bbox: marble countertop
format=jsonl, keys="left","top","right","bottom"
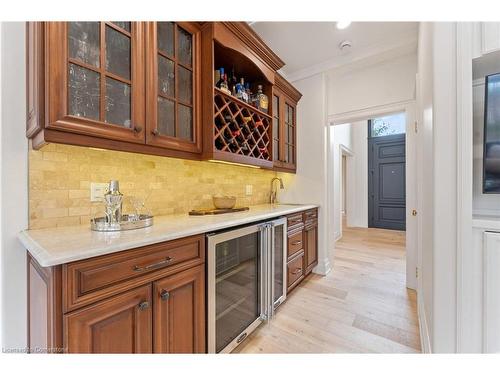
{"left": 18, "top": 203, "right": 318, "bottom": 267}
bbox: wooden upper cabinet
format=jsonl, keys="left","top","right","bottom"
{"left": 64, "top": 285, "right": 153, "bottom": 353}
{"left": 145, "top": 22, "right": 202, "bottom": 153}
{"left": 26, "top": 22, "right": 300, "bottom": 167}
{"left": 46, "top": 22, "right": 146, "bottom": 143}
{"left": 200, "top": 22, "right": 286, "bottom": 169}
{"left": 272, "top": 74, "right": 302, "bottom": 173}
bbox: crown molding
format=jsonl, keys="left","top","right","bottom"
{"left": 221, "top": 22, "right": 285, "bottom": 72}
{"left": 285, "top": 35, "right": 418, "bottom": 83}
{"left": 275, "top": 73, "right": 302, "bottom": 102}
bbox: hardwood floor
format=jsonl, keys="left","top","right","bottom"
{"left": 234, "top": 224, "right": 420, "bottom": 353}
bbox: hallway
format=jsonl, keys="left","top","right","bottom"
{"left": 235, "top": 226, "right": 420, "bottom": 353}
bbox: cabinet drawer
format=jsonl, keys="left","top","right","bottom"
{"left": 288, "top": 230, "right": 304, "bottom": 258}
{"left": 63, "top": 235, "right": 205, "bottom": 312}
{"left": 287, "top": 213, "right": 304, "bottom": 232}
{"left": 287, "top": 252, "right": 304, "bottom": 290}
{"left": 304, "top": 208, "right": 318, "bottom": 222}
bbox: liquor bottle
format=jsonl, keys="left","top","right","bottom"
{"left": 230, "top": 66, "right": 238, "bottom": 95}
{"left": 235, "top": 78, "right": 247, "bottom": 102}
{"left": 245, "top": 82, "right": 252, "bottom": 103}
{"left": 254, "top": 85, "right": 268, "bottom": 113}
{"left": 215, "top": 67, "right": 225, "bottom": 88}
{"left": 220, "top": 74, "right": 231, "bottom": 95}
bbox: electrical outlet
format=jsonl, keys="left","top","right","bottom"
{"left": 90, "top": 182, "right": 108, "bottom": 202}
{"left": 245, "top": 185, "right": 253, "bottom": 196}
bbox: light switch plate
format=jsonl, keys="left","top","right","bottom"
{"left": 90, "top": 182, "right": 108, "bottom": 202}
{"left": 245, "top": 185, "right": 253, "bottom": 196}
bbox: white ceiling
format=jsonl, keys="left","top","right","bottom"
{"left": 251, "top": 22, "right": 418, "bottom": 80}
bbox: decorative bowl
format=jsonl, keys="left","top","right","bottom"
{"left": 212, "top": 195, "right": 237, "bottom": 209}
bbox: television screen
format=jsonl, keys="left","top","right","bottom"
{"left": 484, "top": 73, "right": 500, "bottom": 193}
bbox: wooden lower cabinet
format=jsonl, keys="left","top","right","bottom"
{"left": 64, "top": 285, "right": 153, "bottom": 353}
{"left": 304, "top": 223, "right": 318, "bottom": 274}
{"left": 285, "top": 208, "right": 319, "bottom": 292}
{"left": 153, "top": 265, "right": 205, "bottom": 353}
{"left": 27, "top": 235, "right": 206, "bottom": 354}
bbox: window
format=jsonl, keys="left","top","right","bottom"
{"left": 369, "top": 113, "right": 406, "bottom": 137}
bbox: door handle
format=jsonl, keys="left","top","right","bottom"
{"left": 138, "top": 301, "right": 149, "bottom": 311}
{"left": 412, "top": 209, "right": 417, "bottom": 216}
{"left": 160, "top": 290, "right": 170, "bottom": 301}
{"left": 133, "top": 256, "right": 173, "bottom": 272}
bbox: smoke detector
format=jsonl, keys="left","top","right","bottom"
{"left": 339, "top": 40, "right": 352, "bottom": 51}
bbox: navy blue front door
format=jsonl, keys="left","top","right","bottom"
{"left": 368, "top": 133, "right": 406, "bottom": 231}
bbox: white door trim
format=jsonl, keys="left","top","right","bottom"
{"left": 327, "top": 99, "right": 418, "bottom": 290}
{"left": 455, "top": 22, "right": 474, "bottom": 353}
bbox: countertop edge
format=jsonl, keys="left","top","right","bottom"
{"left": 19, "top": 204, "right": 319, "bottom": 267}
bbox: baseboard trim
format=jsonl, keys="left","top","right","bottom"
{"left": 417, "top": 292, "right": 432, "bottom": 353}
{"left": 313, "top": 257, "right": 331, "bottom": 276}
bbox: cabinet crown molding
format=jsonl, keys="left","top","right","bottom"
{"left": 221, "top": 22, "right": 285, "bottom": 72}
{"left": 275, "top": 73, "right": 302, "bottom": 102}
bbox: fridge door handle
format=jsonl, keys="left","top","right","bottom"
{"left": 259, "top": 223, "right": 269, "bottom": 321}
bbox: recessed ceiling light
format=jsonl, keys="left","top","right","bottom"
{"left": 336, "top": 21, "right": 352, "bottom": 30}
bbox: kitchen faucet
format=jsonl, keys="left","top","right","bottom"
{"left": 270, "top": 177, "right": 284, "bottom": 204}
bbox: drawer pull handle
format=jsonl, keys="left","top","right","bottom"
{"left": 133, "top": 256, "right": 173, "bottom": 272}
{"left": 291, "top": 241, "right": 302, "bottom": 246}
{"left": 138, "top": 301, "right": 149, "bottom": 311}
{"left": 160, "top": 290, "right": 170, "bottom": 301}
{"left": 291, "top": 268, "right": 302, "bottom": 275}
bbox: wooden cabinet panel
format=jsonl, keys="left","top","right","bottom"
{"left": 27, "top": 255, "right": 63, "bottom": 353}
{"left": 287, "top": 213, "right": 304, "bottom": 231}
{"left": 153, "top": 265, "right": 205, "bottom": 353}
{"left": 64, "top": 285, "right": 152, "bottom": 353}
{"left": 145, "top": 22, "right": 202, "bottom": 153}
{"left": 304, "top": 224, "right": 318, "bottom": 274}
{"left": 63, "top": 235, "right": 204, "bottom": 312}
{"left": 287, "top": 230, "right": 304, "bottom": 259}
{"left": 287, "top": 251, "right": 305, "bottom": 292}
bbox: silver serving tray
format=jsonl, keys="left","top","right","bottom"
{"left": 91, "top": 214, "right": 154, "bottom": 232}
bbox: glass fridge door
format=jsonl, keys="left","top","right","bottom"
{"left": 208, "top": 224, "right": 264, "bottom": 353}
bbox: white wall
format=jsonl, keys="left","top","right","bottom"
{"left": 0, "top": 22, "right": 28, "bottom": 350}
{"left": 278, "top": 73, "right": 330, "bottom": 274}
{"left": 331, "top": 123, "right": 352, "bottom": 241}
{"left": 347, "top": 122, "right": 368, "bottom": 229}
{"left": 327, "top": 52, "right": 417, "bottom": 117}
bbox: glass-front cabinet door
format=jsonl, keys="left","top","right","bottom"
{"left": 46, "top": 22, "right": 145, "bottom": 143}
{"left": 283, "top": 100, "right": 296, "bottom": 168}
{"left": 272, "top": 88, "right": 297, "bottom": 171}
{"left": 145, "top": 22, "right": 201, "bottom": 154}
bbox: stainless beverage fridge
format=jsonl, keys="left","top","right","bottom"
{"left": 207, "top": 217, "right": 287, "bottom": 353}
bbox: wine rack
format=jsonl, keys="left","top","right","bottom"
{"left": 213, "top": 87, "right": 272, "bottom": 162}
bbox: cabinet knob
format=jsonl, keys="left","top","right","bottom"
{"left": 138, "top": 301, "right": 149, "bottom": 310}
{"left": 160, "top": 290, "right": 170, "bottom": 301}
{"left": 133, "top": 125, "right": 143, "bottom": 133}
{"left": 152, "top": 129, "right": 159, "bottom": 136}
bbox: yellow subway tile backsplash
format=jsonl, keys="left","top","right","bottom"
{"left": 29, "top": 144, "right": 276, "bottom": 229}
